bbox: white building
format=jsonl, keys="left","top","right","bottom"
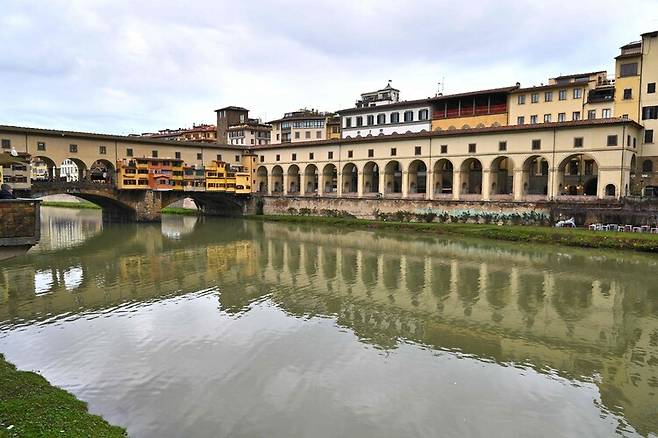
{"left": 60, "top": 159, "right": 79, "bottom": 182}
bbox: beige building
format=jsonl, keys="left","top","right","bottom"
{"left": 269, "top": 109, "right": 336, "bottom": 144}
{"left": 227, "top": 121, "right": 272, "bottom": 146}
{"left": 139, "top": 124, "right": 218, "bottom": 143}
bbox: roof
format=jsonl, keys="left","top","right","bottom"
{"left": 551, "top": 71, "right": 606, "bottom": 81}
{"left": 268, "top": 112, "right": 333, "bottom": 124}
{"left": 0, "top": 152, "right": 28, "bottom": 165}
{"left": 0, "top": 125, "right": 246, "bottom": 150}
{"left": 641, "top": 30, "right": 658, "bottom": 37}
{"left": 252, "top": 118, "right": 642, "bottom": 150}
{"left": 615, "top": 52, "right": 642, "bottom": 60}
{"left": 361, "top": 83, "right": 400, "bottom": 95}
{"left": 514, "top": 82, "right": 585, "bottom": 92}
{"left": 214, "top": 106, "right": 249, "bottom": 113}
{"left": 227, "top": 122, "right": 272, "bottom": 130}
{"left": 429, "top": 85, "right": 520, "bottom": 102}
{"left": 620, "top": 41, "right": 641, "bottom": 49}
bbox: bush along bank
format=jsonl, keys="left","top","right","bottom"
{"left": 0, "top": 354, "right": 126, "bottom": 437}
{"left": 248, "top": 210, "right": 658, "bottom": 253}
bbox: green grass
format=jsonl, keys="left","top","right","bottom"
{"left": 161, "top": 207, "right": 200, "bottom": 215}
{"left": 0, "top": 354, "right": 126, "bottom": 437}
{"left": 40, "top": 201, "right": 101, "bottom": 210}
{"left": 247, "top": 214, "right": 658, "bottom": 253}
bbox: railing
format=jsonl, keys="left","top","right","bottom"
{"left": 432, "top": 104, "right": 507, "bottom": 120}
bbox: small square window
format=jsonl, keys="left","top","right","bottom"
{"left": 517, "top": 95, "right": 526, "bottom": 105}
{"left": 368, "top": 149, "right": 374, "bottom": 157}
{"left": 347, "top": 150, "right": 353, "bottom": 158}
{"left": 390, "top": 148, "right": 397, "bottom": 156}
{"left": 531, "top": 93, "right": 539, "bottom": 103}
{"left": 309, "top": 152, "right": 314, "bottom": 160}
{"left": 588, "top": 110, "right": 596, "bottom": 120}
{"left": 468, "top": 143, "right": 476, "bottom": 153}
{"left": 217, "top": 154, "right": 222, "bottom": 161}
{"left": 544, "top": 91, "right": 553, "bottom": 102}
{"left": 197, "top": 153, "right": 203, "bottom": 160}
{"left": 574, "top": 137, "right": 584, "bottom": 148}
{"left": 531, "top": 139, "right": 541, "bottom": 150}
{"left": 645, "top": 130, "right": 654, "bottom": 143}
{"left": 648, "top": 83, "right": 656, "bottom": 94}
{"left": 100, "top": 146, "right": 107, "bottom": 155}
{"left": 498, "top": 141, "right": 507, "bottom": 151}
{"left": 572, "top": 111, "right": 581, "bottom": 121}
{"left": 328, "top": 151, "right": 334, "bottom": 159}
{"left": 305, "top": 131, "right": 311, "bottom": 139}
{"left": 557, "top": 113, "right": 566, "bottom": 122}
{"left": 414, "top": 146, "right": 421, "bottom": 155}
{"left": 530, "top": 115, "right": 538, "bottom": 124}
{"left": 607, "top": 135, "right": 618, "bottom": 146}
{"left": 517, "top": 116, "right": 525, "bottom": 125}
{"left": 276, "top": 154, "right": 280, "bottom": 161}
{"left": 292, "top": 153, "right": 297, "bottom": 161}
{"left": 175, "top": 151, "right": 181, "bottom": 159}
{"left": 37, "top": 142, "right": 46, "bottom": 151}
{"left": 316, "top": 131, "right": 321, "bottom": 139}
{"left": 152, "top": 150, "right": 158, "bottom": 158}
{"left": 127, "top": 148, "right": 133, "bottom": 157}
{"left": 70, "top": 144, "right": 78, "bottom": 153}
{"left": 295, "top": 132, "right": 300, "bottom": 139}
{"left": 1, "top": 139, "right": 10, "bottom": 149}
{"left": 559, "top": 90, "right": 567, "bottom": 100}
{"left": 440, "top": 144, "right": 447, "bottom": 154}
{"left": 544, "top": 114, "right": 552, "bottom": 123}
{"left": 573, "top": 88, "right": 582, "bottom": 99}
{"left": 623, "top": 88, "right": 633, "bottom": 99}
{"left": 260, "top": 155, "right": 264, "bottom": 162}
{"left": 235, "top": 155, "right": 240, "bottom": 162}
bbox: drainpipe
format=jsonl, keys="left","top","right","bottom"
{"left": 25, "top": 133, "right": 28, "bottom": 153}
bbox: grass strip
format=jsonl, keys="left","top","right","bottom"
{"left": 161, "top": 207, "right": 200, "bottom": 215}
{"left": 40, "top": 201, "right": 101, "bottom": 210}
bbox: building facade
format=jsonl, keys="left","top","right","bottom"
{"left": 269, "top": 109, "right": 335, "bottom": 144}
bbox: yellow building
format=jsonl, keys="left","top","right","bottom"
{"left": 614, "top": 41, "right": 642, "bottom": 122}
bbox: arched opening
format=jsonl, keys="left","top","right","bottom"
{"left": 256, "top": 166, "right": 268, "bottom": 193}
{"left": 322, "top": 164, "right": 337, "bottom": 194}
{"left": 362, "top": 161, "right": 380, "bottom": 194}
{"left": 605, "top": 184, "right": 616, "bottom": 197}
{"left": 59, "top": 158, "right": 87, "bottom": 182}
{"left": 557, "top": 154, "right": 599, "bottom": 197}
{"left": 304, "top": 164, "right": 318, "bottom": 194}
{"left": 433, "top": 159, "right": 453, "bottom": 196}
{"left": 384, "top": 161, "right": 402, "bottom": 195}
{"left": 271, "top": 165, "right": 283, "bottom": 194}
{"left": 30, "top": 156, "right": 57, "bottom": 181}
{"left": 521, "top": 155, "right": 549, "bottom": 198}
{"left": 342, "top": 163, "right": 358, "bottom": 194}
{"left": 90, "top": 159, "right": 115, "bottom": 184}
{"left": 460, "top": 158, "right": 482, "bottom": 195}
{"left": 408, "top": 160, "right": 427, "bottom": 195}
{"left": 287, "top": 165, "right": 300, "bottom": 194}
{"left": 490, "top": 156, "right": 513, "bottom": 196}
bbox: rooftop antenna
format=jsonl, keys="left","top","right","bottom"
{"left": 437, "top": 76, "right": 445, "bottom": 96}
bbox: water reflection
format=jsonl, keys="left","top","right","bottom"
{"left": 0, "top": 212, "right": 657, "bottom": 437}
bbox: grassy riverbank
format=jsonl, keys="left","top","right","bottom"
{"left": 247, "top": 215, "right": 658, "bottom": 253}
{"left": 161, "top": 207, "right": 200, "bottom": 215}
{"left": 0, "top": 354, "right": 126, "bottom": 437}
{"left": 40, "top": 201, "right": 101, "bottom": 209}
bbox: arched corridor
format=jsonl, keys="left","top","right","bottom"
{"left": 490, "top": 157, "right": 513, "bottom": 197}
{"left": 363, "top": 161, "right": 380, "bottom": 195}
{"left": 271, "top": 166, "right": 283, "bottom": 194}
{"left": 460, "top": 158, "right": 482, "bottom": 196}
{"left": 256, "top": 167, "right": 268, "bottom": 193}
{"left": 304, "top": 164, "right": 318, "bottom": 194}
{"left": 342, "top": 163, "right": 358, "bottom": 194}
{"left": 408, "top": 160, "right": 428, "bottom": 195}
{"left": 322, "top": 164, "right": 337, "bottom": 194}
{"left": 521, "top": 156, "right": 549, "bottom": 199}
{"left": 287, "top": 165, "right": 300, "bottom": 194}
{"left": 433, "top": 159, "right": 453, "bottom": 196}
{"left": 557, "top": 154, "right": 599, "bottom": 197}
{"left": 384, "top": 161, "right": 402, "bottom": 195}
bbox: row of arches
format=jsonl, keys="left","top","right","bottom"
{"left": 29, "top": 156, "right": 116, "bottom": 183}
{"left": 256, "top": 154, "right": 609, "bottom": 199}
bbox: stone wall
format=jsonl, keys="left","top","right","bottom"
{"left": 0, "top": 200, "right": 41, "bottom": 246}
{"left": 253, "top": 195, "right": 658, "bottom": 226}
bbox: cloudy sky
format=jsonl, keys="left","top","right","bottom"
{"left": 1, "top": 0, "right": 657, "bottom": 135}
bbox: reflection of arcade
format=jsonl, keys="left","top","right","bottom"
{"left": 0, "top": 221, "right": 656, "bottom": 435}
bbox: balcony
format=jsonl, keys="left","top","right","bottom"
{"left": 433, "top": 103, "right": 507, "bottom": 120}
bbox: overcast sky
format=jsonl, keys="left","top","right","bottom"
{"left": 1, "top": 0, "right": 657, "bottom": 135}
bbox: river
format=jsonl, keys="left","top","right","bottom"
{"left": 0, "top": 207, "right": 657, "bottom": 437}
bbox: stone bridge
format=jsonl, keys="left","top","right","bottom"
{"left": 25, "top": 181, "right": 250, "bottom": 222}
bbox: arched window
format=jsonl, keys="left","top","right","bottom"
{"left": 605, "top": 184, "right": 616, "bottom": 197}
{"left": 377, "top": 113, "right": 386, "bottom": 124}
{"left": 642, "top": 159, "right": 653, "bottom": 173}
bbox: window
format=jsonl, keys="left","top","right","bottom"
{"left": 309, "top": 152, "right": 314, "bottom": 160}
{"left": 623, "top": 88, "right": 633, "bottom": 100}
{"left": 175, "top": 151, "right": 181, "bottom": 159}
{"left": 151, "top": 150, "right": 157, "bottom": 158}
{"left": 1, "top": 139, "right": 9, "bottom": 149}
{"left": 627, "top": 135, "right": 631, "bottom": 147}
{"left": 642, "top": 106, "right": 658, "bottom": 120}
{"left": 328, "top": 151, "right": 334, "bottom": 159}
{"left": 292, "top": 153, "right": 297, "bottom": 161}
{"left": 531, "top": 93, "right": 539, "bottom": 103}
{"left": 620, "top": 62, "right": 638, "bottom": 77}
{"left": 404, "top": 111, "right": 414, "bottom": 122}
{"left": 347, "top": 150, "right": 353, "bottom": 158}
{"left": 377, "top": 114, "right": 386, "bottom": 124}
{"left": 70, "top": 144, "right": 78, "bottom": 153}
{"left": 217, "top": 154, "right": 222, "bottom": 161}
{"left": 645, "top": 130, "right": 654, "bottom": 143}
{"left": 391, "top": 147, "right": 397, "bottom": 156}
{"left": 305, "top": 131, "right": 311, "bottom": 139}
{"left": 498, "top": 141, "right": 507, "bottom": 151}
{"left": 530, "top": 115, "right": 538, "bottom": 124}
{"left": 276, "top": 134, "right": 280, "bottom": 141}
{"left": 367, "top": 115, "right": 374, "bottom": 126}
{"left": 276, "top": 154, "right": 280, "bottom": 161}
{"left": 295, "top": 132, "right": 300, "bottom": 139}
{"left": 559, "top": 90, "right": 567, "bottom": 100}
{"left": 642, "top": 160, "right": 653, "bottom": 173}
{"left": 544, "top": 114, "right": 552, "bottom": 123}
{"left": 367, "top": 149, "right": 374, "bottom": 157}
{"left": 607, "top": 135, "right": 618, "bottom": 146}
{"left": 574, "top": 137, "right": 584, "bottom": 148}
{"left": 418, "top": 109, "right": 429, "bottom": 120}
{"left": 127, "top": 148, "right": 133, "bottom": 157}
{"left": 260, "top": 155, "right": 264, "bottom": 163}
{"left": 531, "top": 139, "right": 541, "bottom": 150}
{"left": 414, "top": 146, "right": 422, "bottom": 155}
{"left": 390, "top": 112, "right": 400, "bottom": 123}
{"left": 197, "top": 153, "right": 203, "bottom": 160}
{"left": 468, "top": 143, "right": 476, "bottom": 153}
{"left": 648, "top": 83, "right": 656, "bottom": 94}
{"left": 517, "top": 116, "right": 525, "bottom": 125}
{"left": 572, "top": 111, "right": 581, "bottom": 121}
{"left": 37, "top": 142, "right": 46, "bottom": 151}
{"left": 557, "top": 112, "right": 566, "bottom": 122}
{"left": 316, "top": 131, "right": 322, "bottom": 139}
{"left": 356, "top": 116, "right": 363, "bottom": 127}
{"left": 544, "top": 91, "right": 553, "bottom": 102}
{"left": 517, "top": 95, "right": 526, "bottom": 105}
{"left": 633, "top": 137, "right": 637, "bottom": 148}
{"left": 602, "top": 108, "right": 611, "bottom": 118}
{"left": 345, "top": 117, "right": 352, "bottom": 128}
{"left": 440, "top": 144, "right": 448, "bottom": 154}
{"left": 573, "top": 88, "right": 582, "bottom": 99}
{"left": 587, "top": 110, "right": 596, "bottom": 120}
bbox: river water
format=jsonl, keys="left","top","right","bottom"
{"left": 0, "top": 207, "right": 657, "bottom": 437}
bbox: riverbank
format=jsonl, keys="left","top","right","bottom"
{"left": 40, "top": 201, "right": 100, "bottom": 209}
{"left": 0, "top": 354, "right": 125, "bottom": 437}
{"left": 161, "top": 207, "right": 200, "bottom": 215}
{"left": 247, "top": 215, "right": 658, "bottom": 252}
